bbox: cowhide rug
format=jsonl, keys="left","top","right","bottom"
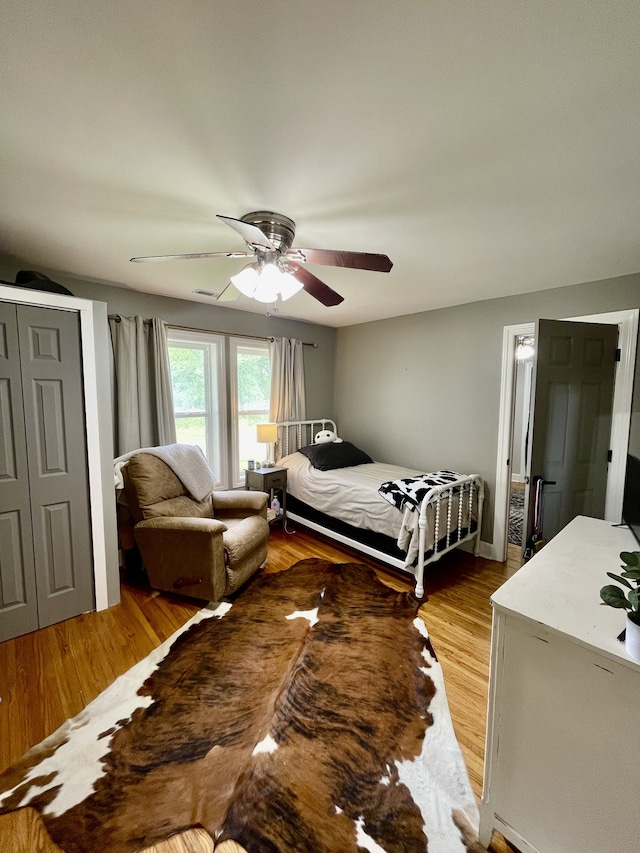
{"left": 0, "top": 559, "right": 485, "bottom": 853}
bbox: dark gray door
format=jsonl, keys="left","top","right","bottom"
{"left": 17, "top": 304, "right": 94, "bottom": 630}
{"left": 0, "top": 303, "right": 39, "bottom": 640}
{"left": 524, "top": 319, "right": 618, "bottom": 553}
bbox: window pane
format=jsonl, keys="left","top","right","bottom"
{"left": 168, "top": 346, "right": 206, "bottom": 412}
{"left": 237, "top": 349, "right": 271, "bottom": 412}
{"left": 174, "top": 417, "right": 207, "bottom": 455}
{"left": 236, "top": 345, "right": 271, "bottom": 480}
{"left": 167, "top": 330, "right": 227, "bottom": 487}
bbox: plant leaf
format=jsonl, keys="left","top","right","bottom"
{"left": 606, "top": 572, "right": 633, "bottom": 589}
{"left": 621, "top": 568, "right": 640, "bottom": 581}
{"left": 629, "top": 589, "right": 640, "bottom": 610}
{"left": 600, "top": 585, "right": 631, "bottom": 609}
{"left": 620, "top": 551, "right": 640, "bottom": 567}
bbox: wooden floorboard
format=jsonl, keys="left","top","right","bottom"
{"left": 0, "top": 525, "right": 518, "bottom": 852}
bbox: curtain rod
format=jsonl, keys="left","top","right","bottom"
{"left": 108, "top": 316, "right": 317, "bottom": 347}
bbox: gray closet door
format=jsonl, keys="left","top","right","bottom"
{"left": 0, "top": 303, "right": 39, "bottom": 641}
{"left": 17, "top": 304, "right": 94, "bottom": 630}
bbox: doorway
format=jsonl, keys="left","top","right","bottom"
{"left": 492, "top": 308, "right": 639, "bottom": 564}
{"left": 506, "top": 335, "right": 534, "bottom": 567}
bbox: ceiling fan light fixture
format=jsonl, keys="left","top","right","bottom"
{"left": 230, "top": 262, "right": 302, "bottom": 303}
{"left": 230, "top": 265, "right": 259, "bottom": 297}
{"left": 278, "top": 271, "right": 303, "bottom": 301}
{"left": 253, "top": 264, "right": 281, "bottom": 303}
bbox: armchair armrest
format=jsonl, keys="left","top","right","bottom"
{"left": 212, "top": 490, "right": 268, "bottom": 519}
{"left": 135, "top": 516, "right": 228, "bottom": 534}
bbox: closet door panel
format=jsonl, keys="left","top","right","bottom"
{"left": 0, "top": 302, "right": 38, "bottom": 642}
{"left": 17, "top": 305, "right": 94, "bottom": 629}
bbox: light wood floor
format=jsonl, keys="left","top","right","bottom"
{"left": 0, "top": 526, "right": 518, "bottom": 852}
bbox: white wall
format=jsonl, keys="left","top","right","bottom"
{"left": 511, "top": 358, "right": 533, "bottom": 481}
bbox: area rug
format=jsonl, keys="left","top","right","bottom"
{"left": 508, "top": 487, "right": 525, "bottom": 545}
{"left": 0, "top": 559, "right": 484, "bottom": 853}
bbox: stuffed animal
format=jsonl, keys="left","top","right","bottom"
{"left": 314, "top": 429, "right": 343, "bottom": 444}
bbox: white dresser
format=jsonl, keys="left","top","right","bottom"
{"left": 479, "top": 515, "right": 640, "bottom": 853}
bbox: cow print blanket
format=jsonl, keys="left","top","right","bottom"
{"left": 0, "top": 560, "right": 484, "bottom": 853}
{"left": 378, "top": 470, "right": 464, "bottom": 512}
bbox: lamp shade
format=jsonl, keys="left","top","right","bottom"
{"left": 256, "top": 422, "right": 278, "bottom": 443}
{"left": 231, "top": 266, "right": 259, "bottom": 297}
{"left": 230, "top": 263, "right": 303, "bottom": 304}
{"left": 278, "top": 270, "right": 303, "bottom": 301}
{"left": 252, "top": 264, "right": 281, "bottom": 303}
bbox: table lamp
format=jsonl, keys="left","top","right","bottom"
{"left": 256, "top": 422, "right": 278, "bottom": 467}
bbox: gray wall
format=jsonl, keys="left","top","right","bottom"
{"left": 334, "top": 272, "right": 640, "bottom": 543}
{"left": 3, "top": 254, "right": 638, "bottom": 550}
{"left": 0, "top": 258, "right": 338, "bottom": 420}
{"left": 71, "top": 280, "right": 337, "bottom": 420}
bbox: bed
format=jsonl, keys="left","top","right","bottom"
{"left": 276, "top": 419, "right": 484, "bottom": 597}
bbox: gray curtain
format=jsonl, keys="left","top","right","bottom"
{"left": 269, "top": 337, "right": 306, "bottom": 428}
{"left": 109, "top": 315, "right": 176, "bottom": 456}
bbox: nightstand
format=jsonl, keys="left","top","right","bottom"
{"left": 244, "top": 466, "right": 287, "bottom": 526}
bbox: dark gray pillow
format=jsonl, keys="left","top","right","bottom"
{"left": 298, "top": 441, "right": 373, "bottom": 470}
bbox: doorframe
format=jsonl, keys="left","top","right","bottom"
{"left": 0, "top": 284, "right": 114, "bottom": 611}
{"left": 492, "top": 308, "right": 639, "bottom": 563}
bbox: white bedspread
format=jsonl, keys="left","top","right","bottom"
{"left": 279, "top": 453, "right": 426, "bottom": 564}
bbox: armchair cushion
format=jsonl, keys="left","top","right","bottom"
{"left": 223, "top": 516, "right": 270, "bottom": 563}
{"left": 143, "top": 494, "right": 213, "bottom": 520}
{"left": 127, "top": 453, "right": 187, "bottom": 509}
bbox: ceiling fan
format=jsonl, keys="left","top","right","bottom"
{"left": 130, "top": 211, "right": 393, "bottom": 307}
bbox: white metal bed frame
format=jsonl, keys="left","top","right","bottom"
{"left": 276, "top": 419, "right": 485, "bottom": 597}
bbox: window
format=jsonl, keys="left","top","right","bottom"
{"left": 167, "top": 329, "right": 271, "bottom": 489}
{"left": 230, "top": 340, "right": 271, "bottom": 485}
{"left": 167, "top": 330, "right": 227, "bottom": 486}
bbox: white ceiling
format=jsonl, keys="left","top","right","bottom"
{"left": 1, "top": 1, "right": 639, "bottom": 328}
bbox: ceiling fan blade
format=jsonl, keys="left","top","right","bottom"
{"left": 130, "top": 251, "right": 251, "bottom": 263}
{"left": 287, "top": 262, "right": 344, "bottom": 307}
{"left": 285, "top": 248, "right": 393, "bottom": 273}
{"left": 216, "top": 215, "right": 277, "bottom": 251}
{"left": 216, "top": 282, "right": 242, "bottom": 302}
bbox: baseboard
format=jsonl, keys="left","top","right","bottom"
{"left": 479, "top": 539, "right": 500, "bottom": 561}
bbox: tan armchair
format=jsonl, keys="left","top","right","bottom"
{"left": 121, "top": 452, "right": 269, "bottom": 600}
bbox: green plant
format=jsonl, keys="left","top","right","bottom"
{"left": 600, "top": 551, "right": 640, "bottom": 626}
